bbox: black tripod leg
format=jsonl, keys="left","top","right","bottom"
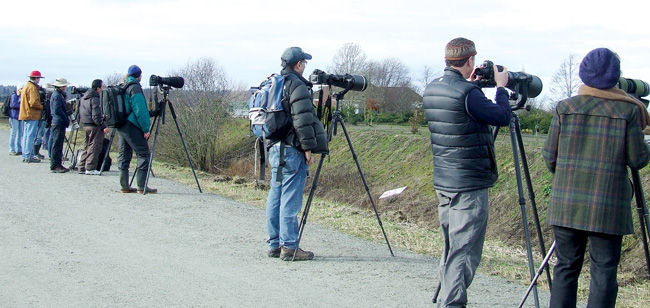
{"left": 514, "top": 120, "right": 552, "bottom": 289}
{"left": 509, "top": 118, "right": 540, "bottom": 308}
{"left": 293, "top": 152, "right": 327, "bottom": 261}
{"left": 632, "top": 169, "right": 650, "bottom": 276}
{"left": 167, "top": 102, "right": 202, "bottom": 193}
{"left": 432, "top": 282, "right": 441, "bottom": 303}
{"left": 142, "top": 113, "right": 163, "bottom": 195}
{"left": 336, "top": 115, "right": 394, "bottom": 257}
{"left": 518, "top": 241, "right": 556, "bottom": 308}
{"left": 99, "top": 130, "right": 115, "bottom": 176}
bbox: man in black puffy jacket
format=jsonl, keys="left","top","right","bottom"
{"left": 266, "top": 47, "right": 328, "bottom": 261}
{"left": 49, "top": 77, "right": 72, "bottom": 173}
{"left": 78, "top": 79, "right": 110, "bottom": 175}
{"left": 423, "top": 38, "right": 511, "bottom": 307}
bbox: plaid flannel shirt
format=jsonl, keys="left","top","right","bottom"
{"left": 543, "top": 95, "right": 650, "bottom": 235}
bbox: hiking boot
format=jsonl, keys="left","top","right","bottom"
{"left": 268, "top": 247, "right": 281, "bottom": 258}
{"left": 51, "top": 165, "right": 69, "bottom": 173}
{"left": 120, "top": 187, "right": 138, "bottom": 193}
{"left": 24, "top": 157, "right": 41, "bottom": 163}
{"left": 78, "top": 168, "right": 86, "bottom": 174}
{"left": 138, "top": 187, "right": 158, "bottom": 194}
{"left": 85, "top": 170, "right": 101, "bottom": 175}
{"left": 36, "top": 154, "right": 45, "bottom": 160}
{"left": 15, "top": 152, "right": 22, "bottom": 156}
{"left": 280, "top": 247, "right": 314, "bottom": 261}
{"left": 9, "top": 152, "right": 16, "bottom": 156}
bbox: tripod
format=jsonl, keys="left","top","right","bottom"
{"left": 293, "top": 85, "right": 394, "bottom": 261}
{"left": 142, "top": 86, "right": 202, "bottom": 195}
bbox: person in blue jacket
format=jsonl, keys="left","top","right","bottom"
{"left": 116, "top": 65, "right": 157, "bottom": 194}
{"left": 49, "top": 77, "right": 71, "bottom": 173}
{"left": 8, "top": 84, "right": 23, "bottom": 156}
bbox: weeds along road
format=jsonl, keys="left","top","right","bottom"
{"left": 0, "top": 129, "right": 555, "bottom": 307}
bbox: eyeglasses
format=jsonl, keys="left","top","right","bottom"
{"left": 302, "top": 60, "right": 308, "bottom": 66}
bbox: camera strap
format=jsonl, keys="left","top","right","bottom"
{"left": 275, "top": 140, "right": 286, "bottom": 185}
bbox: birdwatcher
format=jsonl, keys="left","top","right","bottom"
{"left": 19, "top": 71, "right": 45, "bottom": 163}
{"left": 543, "top": 47, "right": 650, "bottom": 308}
{"left": 265, "top": 47, "right": 328, "bottom": 261}
{"left": 78, "top": 79, "right": 110, "bottom": 175}
{"left": 49, "top": 77, "right": 72, "bottom": 173}
{"left": 8, "top": 83, "right": 24, "bottom": 156}
{"left": 422, "top": 37, "right": 512, "bottom": 307}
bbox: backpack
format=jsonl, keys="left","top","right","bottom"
{"left": 1, "top": 96, "right": 9, "bottom": 117}
{"left": 248, "top": 73, "right": 293, "bottom": 185}
{"left": 101, "top": 84, "right": 131, "bottom": 128}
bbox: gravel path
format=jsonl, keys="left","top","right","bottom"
{"left": 0, "top": 129, "right": 553, "bottom": 307}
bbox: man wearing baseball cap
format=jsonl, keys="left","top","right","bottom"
{"left": 265, "top": 47, "right": 328, "bottom": 261}
{"left": 19, "top": 71, "right": 45, "bottom": 163}
{"left": 423, "top": 38, "right": 512, "bottom": 307}
{"left": 543, "top": 48, "right": 650, "bottom": 307}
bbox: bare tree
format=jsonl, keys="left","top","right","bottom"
{"left": 549, "top": 54, "right": 582, "bottom": 104}
{"left": 104, "top": 72, "right": 125, "bottom": 86}
{"left": 417, "top": 65, "right": 439, "bottom": 94}
{"left": 328, "top": 42, "right": 368, "bottom": 75}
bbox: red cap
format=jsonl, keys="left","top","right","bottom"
{"left": 28, "top": 71, "right": 44, "bottom": 78}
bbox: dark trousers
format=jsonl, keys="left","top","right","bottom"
{"left": 79, "top": 125, "right": 105, "bottom": 171}
{"left": 50, "top": 124, "right": 66, "bottom": 169}
{"left": 550, "top": 225, "right": 622, "bottom": 308}
{"left": 117, "top": 122, "right": 150, "bottom": 188}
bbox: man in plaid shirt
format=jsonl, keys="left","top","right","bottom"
{"left": 543, "top": 48, "right": 650, "bottom": 308}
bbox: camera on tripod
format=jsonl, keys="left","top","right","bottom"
{"left": 474, "top": 60, "right": 543, "bottom": 109}
{"left": 70, "top": 86, "right": 89, "bottom": 95}
{"left": 309, "top": 69, "right": 368, "bottom": 92}
{"left": 618, "top": 77, "right": 649, "bottom": 101}
{"left": 149, "top": 74, "right": 185, "bottom": 89}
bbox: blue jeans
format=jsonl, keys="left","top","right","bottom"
{"left": 266, "top": 145, "right": 308, "bottom": 250}
{"left": 550, "top": 226, "right": 622, "bottom": 308}
{"left": 22, "top": 120, "right": 39, "bottom": 160}
{"left": 9, "top": 118, "right": 23, "bottom": 153}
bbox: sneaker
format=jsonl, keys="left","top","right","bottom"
{"left": 120, "top": 187, "right": 138, "bottom": 193}
{"left": 85, "top": 170, "right": 101, "bottom": 175}
{"left": 24, "top": 157, "right": 41, "bottom": 163}
{"left": 280, "top": 247, "right": 314, "bottom": 261}
{"left": 78, "top": 169, "right": 86, "bottom": 174}
{"left": 9, "top": 152, "right": 16, "bottom": 156}
{"left": 137, "top": 187, "right": 158, "bottom": 194}
{"left": 268, "top": 247, "right": 281, "bottom": 258}
{"left": 51, "top": 166, "right": 69, "bottom": 173}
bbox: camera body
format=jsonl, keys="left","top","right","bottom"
{"left": 70, "top": 86, "right": 89, "bottom": 95}
{"left": 149, "top": 74, "right": 185, "bottom": 89}
{"left": 309, "top": 69, "right": 368, "bottom": 92}
{"left": 474, "top": 60, "right": 543, "bottom": 99}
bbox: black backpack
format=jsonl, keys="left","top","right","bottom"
{"left": 101, "top": 84, "right": 132, "bottom": 128}
{"left": 1, "top": 96, "right": 10, "bottom": 117}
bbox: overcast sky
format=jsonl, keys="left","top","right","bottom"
{"left": 2, "top": 0, "right": 648, "bottom": 102}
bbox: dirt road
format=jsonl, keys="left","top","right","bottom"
{"left": 0, "top": 129, "right": 554, "bottom": 307}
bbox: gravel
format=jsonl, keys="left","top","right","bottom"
{"left": 0, "top": 129, "right": 557, "bottom": 307}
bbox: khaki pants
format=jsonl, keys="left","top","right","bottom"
{"left": 436, "top": 188, "right": 489, "bottom": 308}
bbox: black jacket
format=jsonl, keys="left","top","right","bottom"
{"left": 79, "top": 89, "right": 105, "bottom": 129}
{"left": 422, "top": 67, "right": 498, "bottom": 192}
{"left": 280, "top": 68, "right": 328, "bottom": 154}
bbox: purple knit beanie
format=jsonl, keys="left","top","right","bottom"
{"left": 579, "top": 48, "right": 620, "bottom": 89}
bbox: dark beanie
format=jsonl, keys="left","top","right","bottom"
{"left": 579, "top": 48, "right": 620, "bottom": 89}
{"left": 128, "top": 65, "right": 142, "bottom": 78}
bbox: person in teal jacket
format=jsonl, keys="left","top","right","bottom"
{"left": 116, "top": 65, "right": 157, "bottom": 194}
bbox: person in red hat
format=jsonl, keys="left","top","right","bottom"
{"left": 19, "top": 71, "right": 45, "bottom": 162}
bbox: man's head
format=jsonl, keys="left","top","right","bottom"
{"left": 281, "top": 47, "right": 312, "bottom": 75}
{"left": 445, "top": 38, "right": 477, "bottom": 78}
{"left": 28, "top": 70, "right": 44, "bottom": 84}
{"left": 52, "top": 77, "right": 71, "bottom": 91}
{"left": 579, "top": 48, "right": 621, "bottom": 89}
{"left": 92, "top": 79, "right": 104, "bottom": 93}
{"left": 127, "top": 65, "right": 142, "bottom": 80}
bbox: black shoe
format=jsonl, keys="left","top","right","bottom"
{"left": 51, "top": 166, "right": 69, "bottom": 173}
{"left": 268, "top": 247, "right": 281, "bottom": 258}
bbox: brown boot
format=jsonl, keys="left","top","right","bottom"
{"left": 120, "top": 187, "right": 138, "bottom": 193}
{"left": 138, "top": 187, "right": 158, "bottom": 194}
{"left": 280, "top": 247, "right": 314, "bottom": 261}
